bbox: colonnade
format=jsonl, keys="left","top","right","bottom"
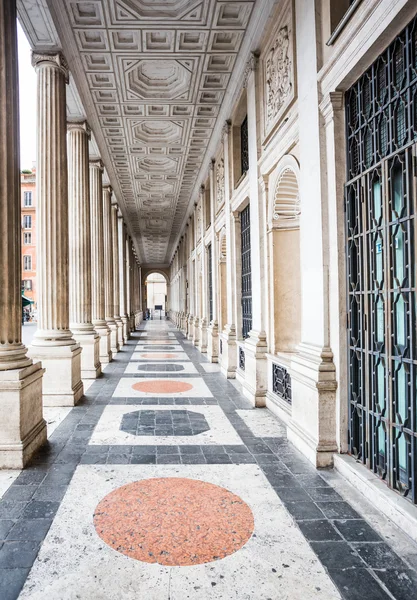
{"left": 0, "top": 7, "right": 142, "bottom": 468}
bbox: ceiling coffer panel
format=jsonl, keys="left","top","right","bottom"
{"left": 50, "top": 0, "right": 257, "bottom": 263}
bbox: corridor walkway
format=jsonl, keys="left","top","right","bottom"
{"left": 1, "top": 322, "right": 417, "bottom": 599}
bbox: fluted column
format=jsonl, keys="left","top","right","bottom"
{"left": 0, "top": 0, "right": 45, "bottom": 467}
{"left": 207, "top": 160, "right": 219, "bottom": 362}
{"left": 111, "top": 202, "right": 123, "bottom": 344}
{"left": 129, "top": 240, "right": 135, "bottom": 331}
{"left": 126, "top": 236, "right": 132, "bottom": 331}
{"left": 29, "top": 51, "right": 83, "bottom": 406}
{"left": 90, "top": 159, "right": 112, "bottom": 364}
{"left": 103, "top": 185, "right": 119, "bottom": 353}
{"left": 67, "top": 121, "right": 100, "bottom": 379}
{"left": 118, "top": 215, "right": 129, "bottom": 340}
{"left": 198, "top": 186, "right": 208, "bottom": 352}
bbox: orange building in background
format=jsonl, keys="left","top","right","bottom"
{"left": 21, "top": 165, "right": 37, "bottom": 318}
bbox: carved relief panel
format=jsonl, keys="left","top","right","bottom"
{"left": 216, "top": 155, "right": 225, "bottom": 210}
{"left": 263, "top": 0, "right": 295, "bottom": 138}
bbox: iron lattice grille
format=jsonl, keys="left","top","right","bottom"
{"left": 272, "top": 364, "right": 292, "bottom": 404}
{"left": 241, "top": 204, "right": 252, "bottom": 339}
{"left": 345, "top": 15, "right": 417, "bottom": 504}
{"left": 239, "top": 346, "right": 245, "bottom": 371}
{"left": 241, "top": 116, "right": 249, "bottom": 175}
{"left": 207, "top": 243, "right": 213, "bottom": 323}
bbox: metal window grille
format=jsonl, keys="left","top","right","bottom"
{"left": 345, "top": 14, "right": 417, "bottom": 503}
{"left": 272, "top": 364, "right": 292, "bottom": 404}
{"left": 240, "top": 204, "right": 252, "bottom": 338}
{"left": 207, "top": 244, "right": 213, "bottom": 323}
{"left": 239, "top": 346, "right": 245, "bottom": 371}
{"left": 241, "top": 116, "right": 249, "bottom": 175}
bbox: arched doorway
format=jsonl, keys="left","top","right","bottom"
{"left": 144, "top": 272, "right": 167, "bottom": 319}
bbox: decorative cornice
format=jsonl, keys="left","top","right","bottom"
{"left": 31, "top": 52, "right": 69, "bottom": 84}
{"left": 67, "top": 120, "right": 91, "bottom": 139}
{"left": 243, "top": 52, "right": 259, "bottom": 89}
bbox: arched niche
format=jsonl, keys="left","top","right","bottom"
{"left": 267, "top": 155, "right": 301, "bottom": 354}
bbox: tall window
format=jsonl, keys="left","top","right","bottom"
{"left": 23, "top": 255, "right": 32, "bottom": 271}
{"left": 241, "top": 204, "right": 252, "bottom": 338}
{"left": 22, "top": 279, "right": 32, "bottom": 291}
{"left": 240, "top": 116, "right": 249, "bottom": 176}
{"left": 23, "top": 191, "right": 32, "bottom": 206}
{"left": 24, "top": 232, "right": 32, "bottom": 245}
{"left": 345, "top": 15, "right": 417, "bottom": 504}
{"left": 23, "top": 215, "right": 32, "bottom": 229}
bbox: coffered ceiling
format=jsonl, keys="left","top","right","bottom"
{"left": 17, "top": 0, "right": 275, "bottom": 266}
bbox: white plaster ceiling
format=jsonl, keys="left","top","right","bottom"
{"left": 17, "top": 0, "right": 275, "bottom": 266}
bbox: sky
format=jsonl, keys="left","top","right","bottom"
{"left": 17, "top": 21, "right": 37, "bottom": 170}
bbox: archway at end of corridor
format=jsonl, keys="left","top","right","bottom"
{"left": 143, "top": 272, "right": 168, "bottom": 320}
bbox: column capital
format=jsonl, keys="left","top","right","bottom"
{"left": 222, "top": 119, "right": 231, "bottom": 141}
{"left": 67, "top": 120, "right": 91, "bottom": 138}
{"left": 210, "top": 158, "right": 215, "bottom": 171}
{"left": 243, "top": 52, "right": 259, "bottom": 89}
{"left": 89, "top": 158, "right": 104, "bottom": 171}
{"left": 319, "top": 91, "right": 344, "bottom": 125}
{"left": 103, "top": 184, "right": 112, "bottom": 195}
{"left": 31, "top": 51, "right": 69, "bottom": 83}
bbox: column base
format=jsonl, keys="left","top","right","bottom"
{"left": 74, "top": 331, "right": 101, "bottom": 379}
{"left": 206, "top": 321, "right": 219, "bottom": 363}
{"left": 95, "top": 325, "right": 112, "bottom": 365}
{"left": 108, "top": 321, "right": 120, "bottom": 354}
{"left": 192, "top": 317, "right": 200, "bottom": 346}
{"left": 187, "top": 315, "right": 194, "bottom": 340}
{"left": 115, "top": 318, "right": 124, "bottom": 346}
{"left": 28, "top": 343, "right": 84, "bottom": 407}
{"left": 198, "top": 318, "right": 208, "bottom": 353}
{"left": 122, "top": 316, "right": 129, "bottom": 341}
{"left": 236, "top": 330, "right": 268, "bottom": 407}
{"left": 288, "top": 343, "right": 338, "bottom": 468}
{"left": 0, "top": 362, "right": 46, "bottom": 469}
{"left": 219, "top": 325, "right": 237, "bottom": 378}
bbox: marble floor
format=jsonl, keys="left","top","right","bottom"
{"left": 1, "top": 321, "right": 417, "bottom": 599}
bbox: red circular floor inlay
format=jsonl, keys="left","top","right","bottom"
{"left": 131, "top": 380, "right": 193, "bottom": 394}
{"left": 140, "top": 353, "right": 177, "bottom": 359}
{"left": 94, "top": 478, "right": 254, "bottom": 566}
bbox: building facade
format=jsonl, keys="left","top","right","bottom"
{"left": 21, "top": 165, "right": 37, "bottom": 313}
{"left": 169, "top": 0, "right": 417, "bottom": 522}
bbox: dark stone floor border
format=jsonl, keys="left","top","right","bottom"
{"left": 0, "top": 324, "right": 416, "bottom": 599}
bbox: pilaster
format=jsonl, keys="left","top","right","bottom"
{"left": 29, "top": 50, "right": 83, "bottom": 406}
{"left": 0, "top": 0, "right": 46, "bottom": 467}
{"left": 207, "top": 160, "right": 219, "bottom": 362}
{"left": 118, "top": 216, "right": 129, "bottom": 341}
{"left": 219, "top": 121, "right": 237, "bottom": 378}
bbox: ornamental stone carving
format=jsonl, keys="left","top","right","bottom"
{"left": 264, "top": 2, "right": 294, "bottom": 135}
{"left": 216, "top": 157, "right": 225, "bottom": 207}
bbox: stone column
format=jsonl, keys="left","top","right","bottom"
{"left": 67, "top": 121, "right": 100, "bottom": 379}
{"left": 0, "top": 0, "right": 46, "bottom": 468}
{"left": 128, "top": 241, "right": 135, "bottom": 331}
{"left": 30, "top": 52, "right": 83, "bottom": 406}
{"left": 126, "top": 236, "right": 132, "bottom": 332}
{"left": 219, "top": 121, "right": 237, "bottom": 378}
{"left": 103, "top": 185, "right": 118, "bottom": 353}
{"left": 198, "top": 187, "right": 208, "bottom": 352}
{"left": 207, "top": 160, "right": 219, "bottom": 362}
{"left": 239, "top": 55, "right": 267, "bottom": 407}
{"left": 192, "top": 205, "right": 200, "bottom": 346}
{"left": 90, "top": 159, "right": 112, "bottom": 365}
{"left": 111, "top": 202, "right": 124, "bottom": 344}
{"left": 118, "top": 216, "right": 129, "bottom": 341}
{"left": 138, "top": 265, "right": 142, "bottom": 325}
